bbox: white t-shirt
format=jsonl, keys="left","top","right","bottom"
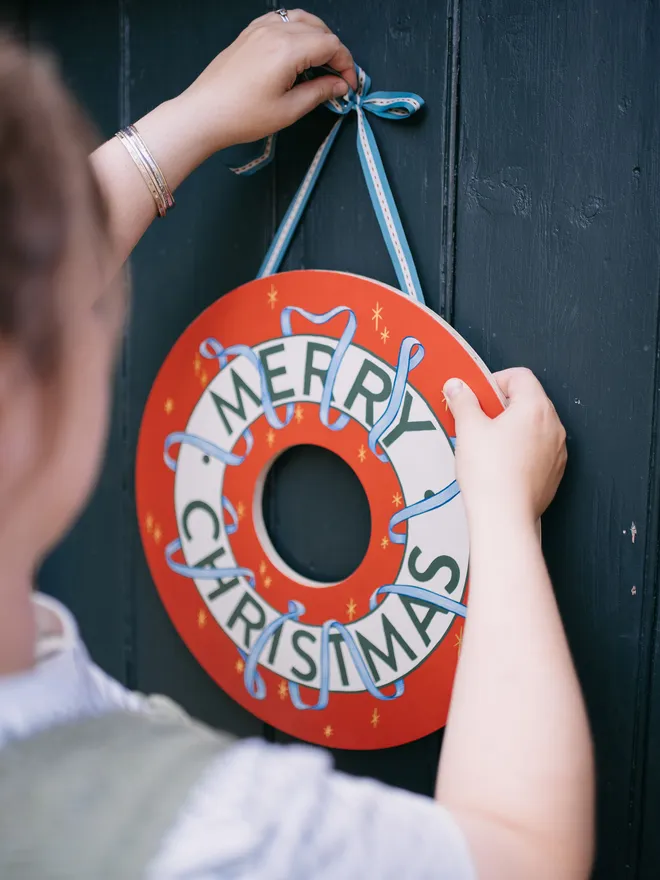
{"left": 0, "top": 593, "right": 476, "bottom": 880}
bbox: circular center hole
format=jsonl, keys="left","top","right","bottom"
{"left": 261, "top": 445, "right": 371, "bottom": 585}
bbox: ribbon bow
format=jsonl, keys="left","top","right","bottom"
{"left": 326, "top": 65, "right": 423, "bottom": 121}
{"left": 222, "top": 65, "right": 426, "bottom": 303}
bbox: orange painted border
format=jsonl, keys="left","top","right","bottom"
{"left": 136, "top": 271, "right": 504, "bottom": 749}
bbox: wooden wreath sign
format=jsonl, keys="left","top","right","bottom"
{"left": 136, "top": 68, "right": 504, "bottom": 749}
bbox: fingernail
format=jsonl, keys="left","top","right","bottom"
{"left": 333, "top": 80, "right": 349, "bottom": 96}
{"left": 444, "top": 378, "right": 463, "bottom": 399}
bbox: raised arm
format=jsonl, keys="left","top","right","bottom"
{"left": 437, "top": 369, "right": 594, "bottom": 880}
{"left": 90, "top": 10, "right": 356, "bottom": 267}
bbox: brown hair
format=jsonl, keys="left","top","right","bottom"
{"left": 0, "top": 33, "right": 109, "bottom": 375}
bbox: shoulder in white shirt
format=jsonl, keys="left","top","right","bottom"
{"left": 0, "top": 593, "right": 476, "bottom": 880}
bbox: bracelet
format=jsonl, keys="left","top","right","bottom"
{"left": 115, "top": 124, "right": 175, "bottom": 218}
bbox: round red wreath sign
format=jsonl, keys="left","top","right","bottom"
{"left": 136, "top": 270, "right": 504, "bottom": 749}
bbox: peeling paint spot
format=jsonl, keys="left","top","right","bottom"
{"left": 388, "top": 19, "right": 413, "bottom": 45}
{"left": 468, "top": 167, "right": 531, "bottom": 217}
{"left": 618, "top": 96, "right": 631, "bottom": 115}
{"left": 568, "top": 196, "right": 604, "bottom": 229}
{"left": 631, "top": 586, "right": 637, "bottom": 596}
{"left": 631, "top": 522, "right": 637, "bottom": 544}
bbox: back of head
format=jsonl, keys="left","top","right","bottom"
{"left": 0, "top": 35, "right": 121, "bottom": 663}
{"left": 0, "top": 32, "right": 108, "bottom": 376}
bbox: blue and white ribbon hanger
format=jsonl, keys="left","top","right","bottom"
{"left": 224, "top": 65, "right": 426, "bottom": 305}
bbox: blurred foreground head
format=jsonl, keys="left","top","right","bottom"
{"left": 0, "top": 34, "right": 125, "bottom": 583}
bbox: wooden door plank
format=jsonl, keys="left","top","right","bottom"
{"left": 124, "top": 0, "right": 268, "bottom": 737}
{"left": 639, "top": 465, "right": 660, "bottom": 878}
{"left": 264, "top": 0, "right": 454, "bottom": 796}
{"left": 455, "top": 2, "right": 660, "bottom": 876}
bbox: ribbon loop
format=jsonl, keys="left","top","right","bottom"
{"left": 325, "top": 68, "right": 422, "bottom": 122}
{"left": 222, "top": 64, "right": 426, "bottom": 303}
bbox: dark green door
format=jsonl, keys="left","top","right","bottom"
{"left": 6, "top": 1, "right": 660, "bottom": 877}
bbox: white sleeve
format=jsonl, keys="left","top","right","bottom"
{"left": 147, "top": 738, "right": 477, "bottom": 880}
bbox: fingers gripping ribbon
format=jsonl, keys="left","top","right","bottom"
{"left": 223, "top": 65, "right": 426, "bottom": 304}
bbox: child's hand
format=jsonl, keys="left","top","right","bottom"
{"left": 180, "top": 9, "right": 357, "bottom": 154}
{"left": 444, "top": 368, "right": 567, "bottom": 525}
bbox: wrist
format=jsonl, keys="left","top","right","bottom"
{"left": 466, "top": 499, "right": 539, "bottom": 541}
{"left": 131, "top": 94, "right": 229, "bottom": 192}
{"left": 175, "top": 85, "right": 239, "bottom": 159}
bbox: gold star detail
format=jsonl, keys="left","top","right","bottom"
{"left": 371, "top": 708, "right": 380, "bottom": 728}
{"left": 197, "top": 609, "right": 207, "bottom": 629}
{"left": 259, "top": 560, "right": 267, "bottom": 576}
{"left": 145, "top": 514, "right": 154, "bottom": 534}
{"left": 266, "top": 429, "right": 276, "bottom": 448}
{"left": 153, "top": 525, "right": 162, "bottom": 545}
{"left": 392, "top": 492, "right": 403, "bottom": 508}
{"left": 357, "top": 444, "right": 367, "bottom": 463}
{"left": 323, "top": 725, "right": 333, "bottom": 739}
{"left": 200, "top": 370, "right": 209, "bottom": 388}
{"left": 193, "top": 353, "right": 202, "bottom": 375}
{"left": 346, "top": 598, "right": 357, "bottom": 621}
{"left": 380, "top": 327, "right": 390, "bottom": 344}
{"left": 235, "top": 659, "right": 245, "bottom": 674}
{"left": 164, "top": 398, "right": 174, "bottom": 415}
{"left": 267, "top": 284, "right": 278, "bottom": 309}
{"left": 372, "top": 301, "right": 383, "bottom": 330}
{"left": 295, "top": 404, "right": 304, "bottom": 424}
{"left": 381, "top": 536, "right": 389, "bottom": 550}
{"left": 264, "top": 576, "right": 272, "bottom": 588}
{"left": 237, "top": 501, "right": 246, "bottom": 521}
{"left": 278, "top": 680, "right": 288, "bottom": 700}
{"left": 455, "top": 630, "right": 463, "bottom": 653}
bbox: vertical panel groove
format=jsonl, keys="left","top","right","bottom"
{"left": 264, "top": 0, "right": 278, "bottom": 746}
{"left": 441, "top": 0, "right": 460, "bottom": 323}
{"left": 627, "top": 287, "right": 660, "bottom": 879}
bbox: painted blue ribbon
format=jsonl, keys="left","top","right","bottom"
{"left": 280, "top": 305, "right": 356, "bottom": 430}
{"left": 200, "top": 337, "right": 295, "bottom": 430}
{"left": 162, "top": 335, "right": 295, "bottom": 474}
{"left": 243, "top": 600, "right": 306, "bottom": 699}
{"left": 241, "top": 583, "right": 466, "bottom": 711}
{"left": 280, "top": 304, "right": 429, "bottom": 467}
{"left": 165, "top": 538, "right": 255, "bottom": 588}
{"left": 388, "top": 481, "right": 461, "bottom": 545}
{"left": 288, "top": 617, "right": 405, "bottom": 711}
{"left": 226, "top": 65, "right": 426, "bottom": 304}
{"left": 164, "top": 430, "right": 253, "bottom": 470}
{"left": 371, "top": 583, "right": 467, "bottom": 619}
{"left": 368, "top": 336, "right": 425, "bottom": 461}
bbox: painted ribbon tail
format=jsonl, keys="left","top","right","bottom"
{"left": 368, "top": 336, "right": 425, "bottom": 461}
{"left": 288, "top": 618, "right": 405, "bottom": 711}
{"left": 280, "top": 304, "right": 358, "bottom": 431}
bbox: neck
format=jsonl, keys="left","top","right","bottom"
{"left": 0, "top": 564, "right": 36, "bottom": 676}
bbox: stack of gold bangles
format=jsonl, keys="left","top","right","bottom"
{"left": 115, "top": 124, "right": 175, "bottom": 218}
